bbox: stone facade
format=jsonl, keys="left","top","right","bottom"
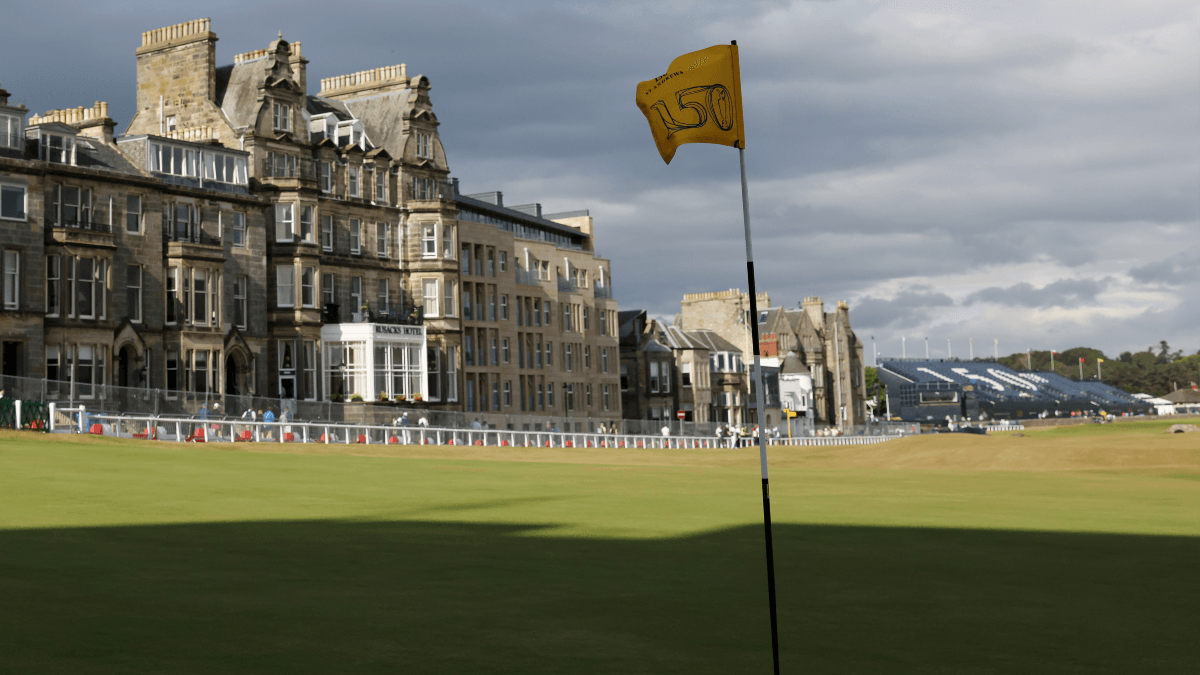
{"left": 0, "top": 20, "right": 620, "bottom": 425}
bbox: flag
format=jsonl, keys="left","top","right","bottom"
{"left": 1080, "top": 357, "right": 1085, "bottom": 363}
{"left": 636, "top": 44, "right": 745, "bottom": 164}
{"left": 1052, "top": 351, "right": 1058, "bottom": 355}
{"left": 1098, "top": 358, "right": 1104, "bottom": 363}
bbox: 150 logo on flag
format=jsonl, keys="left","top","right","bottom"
{"left": 636, "top": 44, "right": 745, "bottom": 164}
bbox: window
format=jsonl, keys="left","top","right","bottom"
{"left": 498, "top": 252, "right": 507, "bottom": 272}
{"left": 349, "top": 166, "right": 360, "bottom": 197}
{"left": 681, "top": 362, "right": 692, "bottom": 387}
{"left": 303, "top": 341, "right": 317, "bottom": 400}
{"left": 0, "top": 184, "right": 26, "bottom": 221}
{"left": 47, "top": 185, "right": 92, "bottom": 228}
{"left": 583, "top": 308, "right": 589, "bottom": 331}
{"left": 200, "top": 150, "right": 245, "bottom": 185}
{"left": 411, "top": 176, "right": 435, "bottom": 200}
{"left": 464, "top": 334, "right": 475, "bottom": 367}
{"left": 376, "top": 222, "right": 388, "bottom": 258}
{"left": 503, "top": 381, "right": 512, "bottom": 407}
{"left": 584, "top": 345, "right": 591, "bottom": 369}
{"left": 192, "top": 270, "right": 207, "bottom": 325}
{"left": 321, "top": 273, "right": 334, "bottom": 309}
{"left": 447, "top": 346, "right": 459, "bottom": 401}
{"left": 416, "top": 132, "right": 432, "bottom": 159}
{"left": 377, "top": 278, "right": 389, "bottom": 312}
{"left": 350, "top": 276, "right": 363, "bottom": 312}
{"left": 500, "top": 295, "right": 508, "bottom": 320}
{"left": 421, "top": 223, "right": 436, "bottom": 258}
{"left": 462, "top": 289, "right": 472, "bottom": 320}
{"left": 586, "top": 384, "right": 593, "bottom": 409}
{"left": 547, "top": 382, "right": 555, "bottom": 408}
{"left": 266, "top": 152, "right": 297, "bottom": 178}
{"left": 301, "top": 267, "right": 316, "bottom": 308}
{"left": 602, "top": 348, "right": 609, "bottom": 374}
{"left": 120, "top": 194, "right": 141, "bottom": 234}
{"left": 273, "top": 102, "right": 291, "bottom": 131}
{"left": 487, "top": 250, "right": 495, "bottom": 276}
{"left": 545, "top": 341, "right": 552, "bottom": 367}
{"left": 533, "top": 300, "right": 541, "bottom": 326}
{"left": 0, "top": 114, "right": 21, "bottom": 149}
{"left": 230, "top": 211, "right": 246, "bottom": 247}
{"left": 565, "top": 344, "right": 573, "bottom": 372}
{"left": 320, "top": 161, "right": 332, "bottom": 192}
{"left": 488, "top": 292, "right": 496, "bottom": 321}
{"left": 126, "top": 264, "right": 142, "bottom": 322}
{"left": 502, "top": 338, "right": 510, "bottom": 363}
{"left": 72, "top": 257, "right": 104, "bottom": 319}
{"left": 375, "top": 170, "right": 386, "bottom": 202}
{"left": 2, "top": 250, "right": 18, "bottom": 310}
{"left": 600, "top": 310, "right": 608, "bottom": 336}
{"left": 350, "top": 219, "right": 361, "bottom": 254}
{"left": 491, "top": 337, "right": 498, "bottom": 366}
{"left": 427, "top": 347, "right": 441, "bottom": 401}
{"left": 442, "top": 225, "right": 454, "bottom": 259}
{"left": 45, "top": 255, "right": 60, "bottom": 317}
{"left": 41, "top": 133, "right": 77, "bottom": 165}
{"left": 166, "top": 268, "right": 178, "bottom": 325}
{"left": 322, "top": 215, "right": 334, "bottom": 251}
{"left": 233, "top": 276, "right": 247, "bottom": 329}
{"left": 423, "top": 278, "right": 439, "bottom": 316}
{"left": 444, "top": 281, "right": 456, "bottom": 318}
{"left": 276, "top": 203, "right": 294, "bottom": 242}
{"left": 603, "top": 385, "right": 611, "bottom": 411}
{"left": 300, "top": 206, "right": 314, "bottom": 243}
{"left": 460, "top": 244, "right": 471, "bottom": 275}
{"left": 563, "top": 304, "right": 571, "bottom": 331}
{"left": 276, "top": 266, "right": 295, "bottom": 307}
{"left": 620, "top": 364, "right": 629, "bottom": 390}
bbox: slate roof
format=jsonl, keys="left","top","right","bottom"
{"left": 215, "top": 59, "right": 269, "bottom": 130}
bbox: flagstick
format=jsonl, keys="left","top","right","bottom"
{"left": 739, "top": 141, "right": 781, "bottom": 675}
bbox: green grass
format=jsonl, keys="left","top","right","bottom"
{"left": 1, "top": 426, "right": 1197, "bottom": 674}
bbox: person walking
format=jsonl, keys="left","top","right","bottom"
{"left": 263, "top": 408, "right": 275, "bottom": 439}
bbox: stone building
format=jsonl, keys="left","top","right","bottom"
{"left": 0, "top": 19, "right": 620, "bottom": 425}
{"left": 618, "top": 309, "right": 746, "bottom": 426}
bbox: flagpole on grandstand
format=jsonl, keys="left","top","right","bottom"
{"left": 735, "top": 84, "right": 781, "bottom": 674}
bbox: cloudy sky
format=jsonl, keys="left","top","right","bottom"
{"left": 4, "top": 0, "right": 1197, "bottom": 361}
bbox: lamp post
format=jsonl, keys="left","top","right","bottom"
{"left": 994, "top": 339, "right": 999, "bottom": 360}
{"left": 871, "top": 335, "right": 877, "bottom": 366}
{"left": 562, "top": 382, "right": 569, "bottom": 432}
{"left": 970, "top": 338, "right": 974, "bottom": 360}
{"left": 947, "top": 338, "right": 952, "bottom": 359}
{"left": 924, "top": 336, "right": 929, "bottom": 359}
{"left": 1027, "top": 349, "right": 1032, "bottom": 370}
{"left": 902, "top": 336, "right": 906, "bottom": 359}
{"left": 1051, "top": 350, "right": 1056, "bottom": 371}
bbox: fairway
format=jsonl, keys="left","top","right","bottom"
{"left": 1, "top": 421, "right": 1198, "bottom": 674}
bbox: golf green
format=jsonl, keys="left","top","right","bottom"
{"left": 1, "top": 422, "right": 1197, "bottom": 673}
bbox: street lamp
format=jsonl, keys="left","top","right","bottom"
{"left": 902, "top": 336, "right": 906, "bottom": 359}
{"left": 947, "top": 338, "right": 951, "bottom": 359}
{"left": 871, "top": 335, "right": 877, "bottom": 366}
{"left": 562, "top": 382, "right": 569, "bottom": 432}
{"left": 924, "top": 337, "right": 929, "bottom": 359}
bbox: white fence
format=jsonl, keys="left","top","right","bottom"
{"left": 69, "top": 412, "right": 903, "bottom": 450}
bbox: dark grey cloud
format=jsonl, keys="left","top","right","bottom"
{"left": 1129, "top": 252, "right": 1200, "bottom": 286}
{"left": 848, "top": 287, "right": 955, "bottom": 330}
{"left": 964, "top": 277, "right": 1111, "bottom": 308}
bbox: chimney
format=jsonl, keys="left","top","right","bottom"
{"left": 288, "top": 41, "right": 308, "bottom": 94}
{"left": 134, "top": 19, "right": 218, "bottom": 116}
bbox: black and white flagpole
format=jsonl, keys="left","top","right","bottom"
{"left": 733, "top": 56, "right": 781, "bottom": 667}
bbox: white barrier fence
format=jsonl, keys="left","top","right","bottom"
{"left": 70, "top": 412, "right": 903, "bottom": 450}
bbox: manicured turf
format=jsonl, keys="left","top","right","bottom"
{"left": 1, "top": 422, "right": 1197, "bottom": 673}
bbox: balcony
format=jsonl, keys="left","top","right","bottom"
{"left": 594, "top": 284, "right": 612, "bottom": 299}
{"left": 323, "top": 302, "right": 424, "bottom": 326}
{"left": 48, "top": 215, "right": 110, "bottom": 233}
{"left": 557, "top": 277, "right": 580, "bottom": 293}
{"left": 515, "top": 269, "right": 540, "bottom": 287}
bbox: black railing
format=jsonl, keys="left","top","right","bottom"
{"left": 49, "top": 216, "right": 110, "bottom": 233}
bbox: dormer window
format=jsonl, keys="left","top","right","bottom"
{"left": 40, "top": 133, "right": 76, "bottom": 165}
{"left": 165, "top": 115, "right": 177, "bottom": 132}
{"left": 1, "top": 114, "right": 22, "bottom": 150}
{"left": 416, "top": 132, "right": 432, "bottom": 159}
{"left": 273, "top": 103, "right": 291, "bottom": 132}
{"left": 150, "top": 142, "right": 198, "bottom": 177}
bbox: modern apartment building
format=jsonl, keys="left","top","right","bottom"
{"left": 0, "top": 19, "right": 620, "bottom": 425}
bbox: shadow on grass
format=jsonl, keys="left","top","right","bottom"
{"left": 0, "top": 520, "right": 1195, "bottom": 674}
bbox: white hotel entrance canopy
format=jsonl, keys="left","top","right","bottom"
{"left": 320, "top": 323, "right": 427, "bottom": 402}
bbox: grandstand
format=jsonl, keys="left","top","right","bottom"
{"left": 877, "top": 359, "right": 1152, "bottom": 422}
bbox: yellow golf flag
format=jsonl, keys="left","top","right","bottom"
{"left": 636, "top": 44, "right": 745, "bottom": 164}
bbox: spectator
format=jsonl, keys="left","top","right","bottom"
{"left": 661, "top": 425, "right": 670, "bottom": 437}
{"left": 262, "top": 408, "right": 275, "bottom": 438}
